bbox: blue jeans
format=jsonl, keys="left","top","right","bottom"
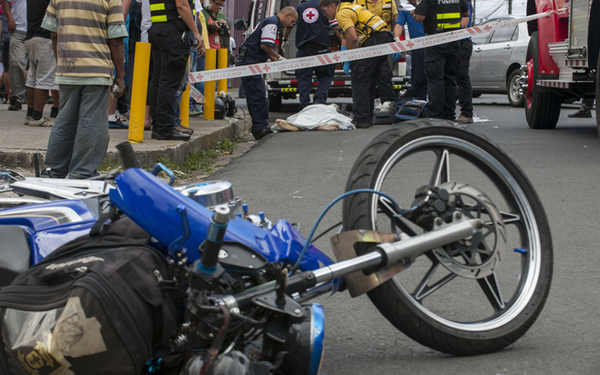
{"left": 195, "top": 55, "right": 205, "bottom": 94}
{"left": 45, "top": 85, "right": 110, "bottom": 179}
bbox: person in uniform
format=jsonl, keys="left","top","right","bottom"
{"left": 237, "top": 6, "right": 298, "bottom": 140}
{"left": 320, "top": 0, "right": 393, "bottom": 128}
{"left": 147, "top": 0, "right": 205, "bottom": 141}
{"left": 413, "top": 0, "right": 468, "bottom": 120}
{"left": 454, "top": 0, "right": 473, "bottom": 123}
{"left": 353, "top": 0, "right": 398, "bottom": 106}
{"left": 287, "top": 0, "right": 338, "bottom": 111}
{"left": 394, "top": 0, "right": 426, "bottom": 100}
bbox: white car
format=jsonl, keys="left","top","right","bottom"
{"left": 469, "top": 16, "right": 529, "bottom": 107}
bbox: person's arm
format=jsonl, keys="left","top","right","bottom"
{"left": 344, "top": 26, "right": 358, "bottom": 50}
{"left": 393, "top": 23, "right": 403, "bottom": 39}
{"left": 413, "top": 13, "right": 425, "bottom": 23}
{"left": 122, "top": 0, "right": 132, "bottom": 16}
{"left": 1, "top": 0, "right": 15, "bottom": 32}
{"left": 108, "top": 38, "right": 125, "bottom": 98}
{"left": 261, "top": 43, "right": 281, "bottom": 61}
{"left": 51, "top": 32, "right": 57, "bottom": 59}
{"left": 460, "top": 16, "right": 469, "bottom": 28}
{"left": 174, "top": 0, "right": 205, "bottom": 54}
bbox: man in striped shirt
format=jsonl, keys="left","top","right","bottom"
{"left": 41, "top": 0, "right": 128, "bottom": 179}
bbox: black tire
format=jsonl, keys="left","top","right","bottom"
{"left": 507, "top": 70, "right": 524, "bottom": 107}
{"left": 596, "top": 51, "right": 600, "bottom": 137}
{"left": 472, "top": 91, "right": 482, "bottom": 98}
{"left": 269, "top": 93, "right": 282, "bottom": 112}
{"left": 524, "top": 32, "right": 561, "bottom": 129}
{"left": 343, "top": 119, "right": 553, "bottom": 355}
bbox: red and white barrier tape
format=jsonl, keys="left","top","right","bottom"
{"left": 189, "top": 9, "right": 566, "bottom": 84}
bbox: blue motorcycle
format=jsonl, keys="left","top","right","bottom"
{"left": 0, "top": 120, "right": 553, "bottom": 374}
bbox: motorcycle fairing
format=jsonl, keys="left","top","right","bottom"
{"left": 0, "top": 200, "right": 98, "bottom": 264}
{"left": 109, "top": 169, "right": 343, "bottom": 291}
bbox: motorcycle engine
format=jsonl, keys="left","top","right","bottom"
{"left": 182, "top": 303, "right": 325, "bottom": 375}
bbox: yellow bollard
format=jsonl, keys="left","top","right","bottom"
{"left": 217, "top": 48, "right": 228, "bottom": 95}
{"left": 129, "top": 42, "right": 151, "bottom": 143}
{"left": 204, "top": 49, "right": 216, "bottom": 120}
{"left": 179, "top": 56, "right": 190, "bottom": 128}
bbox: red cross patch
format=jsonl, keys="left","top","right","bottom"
{"left": 303, "top": 7, "right": 319, "bottom": 24}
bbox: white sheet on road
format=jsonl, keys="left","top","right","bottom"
{"left": 270, "top": 104, "right": 355, "bottom": 132}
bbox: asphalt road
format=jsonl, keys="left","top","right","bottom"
{"left": 223, "top": 95, "right": 599, "bottom": 374}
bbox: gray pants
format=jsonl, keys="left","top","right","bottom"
{"left": 45, "top": 85, "right": 110, "bottom": 179}
{"left": 8, "top": 30, "right": 27, "bottom": 103}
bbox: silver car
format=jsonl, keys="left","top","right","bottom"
{"left": 469, "top": 16, "right": 529, "bottom": 107}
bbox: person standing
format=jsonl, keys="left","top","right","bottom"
{"left": 236, "top": 6, "right": 298, "bottom": 140}
{"left": 23, "top": 0, "right": 59, "bottom": 127}
{"left": 41, "top": 0, "right": 127, "bottom": 179}
{"left": 0, "top": 0, "right": 27, "bottom": 110}
{"left": 394, "top": 0, "right": 426, "bottom": 100}
{"left": 353, "top": 0, "right": 398, "bottom": 105}
{"left": 201, "top": 0, "right": 229, "bottom": 52}
{"left": 454, "top": 0, "right": 473, "bottom": 123}
{"left": 413, "top": 0, "right": 469, "bottom": 120}
{"left": 147, "top": 0, "right": 205, "bottom": 141}
{"left": 288, "top": 0, "right": 337, "bottom": 111}
{"left": 321, "top": 0, "right": 392, "bottom": 128}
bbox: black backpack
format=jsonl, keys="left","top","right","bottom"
{"left": 0, "top": 215, "right": 180, "bottom": 375}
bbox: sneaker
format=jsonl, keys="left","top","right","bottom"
{"left": 116, "top": 109, "right": 130, "bottom": 119}
{"left": 24, "top": 115, "right": 32, "bottom": 125}
{"left": 28, "top": 117, "right": 53, "bottom": 127}
{"left": 8, "top": 98, "right": 22, "bottom": 111}
{"left": 455, "top": 115, "right": 473, "bottom": 124}
{"left": 567, "top": 108, "right": 592, "bottom": 118}
{"left": 109, "top": 119, "right": 128, "bottom": 129}
{"left": 352, "top": 121, "right": 372, "bottom": 129}
{"left": 50, "top": 106, "right": 59, "bottom": 118}
{"left": 175, "top": 125, "right": 194, "bottom": 135}
{"left": 253, "top": 128, "right": 273, "bottom": 140}
{"left": 189, "top": 109, "right": 202, "bottom": 117}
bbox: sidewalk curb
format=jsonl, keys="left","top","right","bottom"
{"left": 0, "top": 115, "right": 250, "bottom": 171}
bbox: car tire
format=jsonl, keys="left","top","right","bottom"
{"left": 472, "top": 91, "right": 482, "bottom": 98}
{"left": 507, "top": 70, "right": 524, "bottom": 107}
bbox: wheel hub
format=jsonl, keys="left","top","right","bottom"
{"left": 431, "top": 182, "right": 507, "bottom": 279}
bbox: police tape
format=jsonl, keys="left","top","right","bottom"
{"left": 188, "top": 8, "right": 566, "bottom": 84}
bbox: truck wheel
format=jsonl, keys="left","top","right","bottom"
{"left": 524, "top": 32, "right": 561, "bottom": 129}
{"left": 507, "top": 70, "right": 524, "bottom": 107}
{"left": 596, "top": 53, "right": 600, "bottom": 137}
{"left": 269, "top": 94, "right": 282, "bottom": 112}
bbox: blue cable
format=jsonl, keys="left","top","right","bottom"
{"left": 293, "top": 189, "right": 405, "bottom": 269}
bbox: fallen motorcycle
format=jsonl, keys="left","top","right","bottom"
{"left": 0, "top": 120, "right": 552, "bottom": 374}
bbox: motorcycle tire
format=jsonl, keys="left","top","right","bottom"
{"left": 343, "top": 119, "right": 553, "bottom": 356}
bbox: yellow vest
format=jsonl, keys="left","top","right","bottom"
{"left": 337, "top": 3, "right": 387, "bottom": 45}
{"left": 354, "top": 0, "right": 395, "bottom": 27}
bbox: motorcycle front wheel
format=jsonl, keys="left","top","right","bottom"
{"left": 343, "top": 119, "right": 552, "bottom": 355}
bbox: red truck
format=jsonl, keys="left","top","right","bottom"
{"left": 523, "top": 0, "right": 599, "bottom": 132}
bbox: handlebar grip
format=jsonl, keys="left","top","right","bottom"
{"left": 116, "top": 141, "right": 142, "bottom": 170}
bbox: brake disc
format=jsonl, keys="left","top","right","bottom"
{"left": 432, "top": 182, "right": 507, "bottom": 279}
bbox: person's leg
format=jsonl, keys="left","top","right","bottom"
{"left": 275, "top": 119, "right": 299, "bottom": 131}
{"left": 351, "top": 57, "right": 375, "bottom": 126}
{"left": 295, "top": 48, "right": 313, "bottom": 110}
{"left": 44, "top": 85, "right": 81, "bottom": 178}
{"left": 69, "top": 85, "right": 111, "bottom": 179}
{"left": 442, "top": 42, "right": 460, "bottom": 121}
{"left": 424, "top": 45, "right": 445, "bottom": 119}
{"left": 569, "top": 98, "right": 594, "bottom": 118}
{"left": 376, "top": 56, "right": 397, "bottom": 103}
{"left": 51, "top": 90, "right": 60, "bottom": 118}
{"left": 195, "top": 55, "right": 205, "bottom": 95}
{"left": 153, "top": 25, "right": 190, "bottom": 133}
{"left": 7, "top": 31, "right": 27, "bottom": 107}
{"left": 242, "top": 74, "right": 269, "bottom": 137}
{"left": 148, "top": 26, "right": 162, "bottom": 126}
{"left": 313, "top": 53, "right": 334, "bottom": 105}
{"left": 368, "top": 56, "right": 387, "bottom": 117}
{"left": 456, "top": 39, "right": 473, "bottom": 120}
{"left": 411, "top": 49, "right": 427, "bottom": 101}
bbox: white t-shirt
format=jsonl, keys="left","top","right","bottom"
{"left": 12, "top": 0, "right": 27, "bottom": 32}
{"left": 136, "top": 0, "right": 151, "bottom": 43}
